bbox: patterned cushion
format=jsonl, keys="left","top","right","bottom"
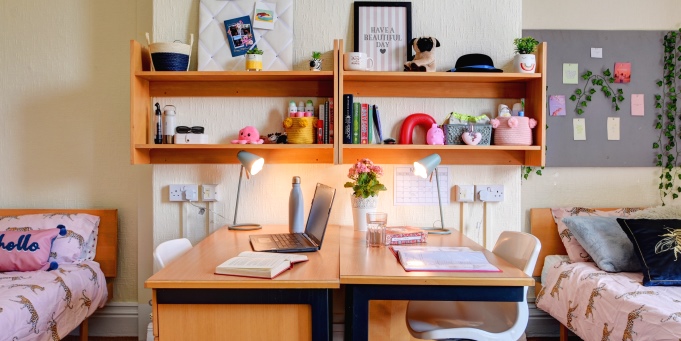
{"left": 0, "top": 213, "right": 100, "bottom": 264}
{"left": 551, "top": 207, "right": 641, "bottom": 262}
{"left": 618, "top": 218, "right": 681, "bottom": 286}
{"left": 0, "top": 228, "right": 64, "bottom": 271}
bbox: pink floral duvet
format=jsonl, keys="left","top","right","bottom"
{"left": 537, "top": 261, "right": 681, "bottom": 341}
{"left": 0, "top": 261, "right": 107, "bottom": 341}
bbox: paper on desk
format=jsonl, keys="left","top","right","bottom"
{"left": 395, "top": 248, "right": 500, "bottom": 272}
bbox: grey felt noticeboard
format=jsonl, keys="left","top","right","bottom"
{"left": 524, "top": 30, "right": 665, "bottom": 167}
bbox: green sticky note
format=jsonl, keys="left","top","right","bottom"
{"left": 563, "top": 63, "right": 578, "bottom": 84}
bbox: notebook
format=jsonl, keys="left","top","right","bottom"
{"left": 249, "top": 183, "right": 336, "bottom": 252}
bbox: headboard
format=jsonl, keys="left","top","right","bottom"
{"left": 0, "top": 209, "right": 118, "bottom": 300}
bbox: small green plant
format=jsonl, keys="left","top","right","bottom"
{"left": 654, "top": 28, "right": 681, "bottom": 203}
{"left": 569, "top": 69, "right": 625, "bottom": 115}
{"left": 312, "top": 51, "right": 321, "bottom": 60}
{"left": 513, "top": 37, "right": 539, "bottom": 54}
{"left": 246, "top": 47, "right": 263, "bottom": 55}
{"left": 522, "top": 166, "right": 544, "bottom": 180}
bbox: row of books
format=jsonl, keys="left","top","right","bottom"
{"left": 316, "top": 98, "right": 334, "bottom": 144}
{"left": 342, "top": 94, "right": 383, "bottom": 144}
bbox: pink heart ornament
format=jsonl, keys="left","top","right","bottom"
{"left": 462, "top": 131, "right": 482, "bottom": 145}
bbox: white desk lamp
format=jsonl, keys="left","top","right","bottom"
{"left": 413, "top": 153, "right": 451, "bottom": 235}
{"left": 228, "top": 150, "right": 264, "bottom": 231}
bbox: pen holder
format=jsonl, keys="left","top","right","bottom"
{"left": 284, "top": 117, "right": 317, "bottom": 144}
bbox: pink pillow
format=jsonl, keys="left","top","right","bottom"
{"left": 552, "top": 207, "right": 640, "bottom": 262}
{"left": 0, "top": 227, "right": 65, "bottom": 271}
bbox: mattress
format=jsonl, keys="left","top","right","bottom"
{"left": 537, "top": 260, "right": 681, "bottom": 341}
{"left": 0, "top": 261, "right": 108, "bottom": 341}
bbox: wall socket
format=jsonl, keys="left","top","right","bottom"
{"left": 475, "top": 185, "right": 504, "bottom": 202}
{"left": 169, "top": 184, "right": 199, "bottom": 202}
{"left": 454, "top": 185, "right": 475, "bottom": 202}
{"left": 201, "top": 184, "right": 219, "bottom": 202}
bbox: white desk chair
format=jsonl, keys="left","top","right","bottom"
{"left": 148, "top": 238, "right": 193, "bottom": 341}
{"left": 406, "top": 231, "right": 541, "bottom": 341}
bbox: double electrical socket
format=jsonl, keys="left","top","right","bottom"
{"left": 168, "top": 184, "right": 219, "bottom": 202}
{"left": 454, "top": 184, "right": 504, "bottom": 202}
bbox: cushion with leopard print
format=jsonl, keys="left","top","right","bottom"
{"left": 0, "top": 227, "right": 65, "bottom": 271}
{"left": 552, "top": 207, "right": 640, "bottom": 263}
{"left": 0, "top": 213, "right": 100, "bottom": 264}
{"left": 618, "top": 218, "right": 681, "bottom": 286}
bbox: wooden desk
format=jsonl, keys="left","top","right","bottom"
{"left": 145, "top": 225, "right": 340, "bottom": 341}
{"left": 339, "top": 227, "right": 534, "bottom": 341}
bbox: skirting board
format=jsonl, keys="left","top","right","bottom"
{"left": 67, "top": 302, "right": 138, "bottom": 337}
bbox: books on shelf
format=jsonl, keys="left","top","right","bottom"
{"left": 215, "top": 251, "right": 308, "bottom": 279}
{"left": 343, "top": 96, "right": 384, "bottom": 145}
{"left": 390, "top": 246, "right": 500, "bottom": 272}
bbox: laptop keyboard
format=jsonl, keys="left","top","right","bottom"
{"left": 271, "top": 233, "right": 308, "bottom": 248}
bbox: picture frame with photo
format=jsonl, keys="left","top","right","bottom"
{"left": 224, "top": 15, "right": 256, "bottom": 57}
{"left": 353, "top": 2, "right": 412, "bottom": 71}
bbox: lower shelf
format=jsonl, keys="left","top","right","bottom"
{"left": 132, "top": 144, "right": 334, "bottom": 164}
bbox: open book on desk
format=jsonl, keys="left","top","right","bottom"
{"left": 215, "top": 251, "right": 308, "bottom": 279}
{"left": 390, "top": 246, "right": 500, "bottom": 272}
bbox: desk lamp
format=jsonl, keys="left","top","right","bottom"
{"left": 413, "top": 153, "right": 451, "bottom": 235}
{"left": 228, "top": 150, "right": 264, "bottom": 230}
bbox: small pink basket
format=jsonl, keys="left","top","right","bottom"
{"left": 492, "top": 116, "right": 536, "bottom": 146}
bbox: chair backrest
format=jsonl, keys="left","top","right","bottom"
{"left": 153, "top": 238, "right": 193, "bottom": 272}
{"left": 492, "top": 231, "right": 541, "bottom": 277}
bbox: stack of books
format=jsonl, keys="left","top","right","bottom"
{"left": 342, "top": 94, "right": 383, "bottom": 144}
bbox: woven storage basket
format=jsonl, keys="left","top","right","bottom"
{"left": 443, "top": 124, "right": 492, "bottom": 145}
{"left": 284, "top": 117, "right": 317, "bottom": 144}
{"left": 146, "top": 33, "right": 193, "bottom": 71}
{"left": 493, "top": 116, "right": 533, "bottom": 146}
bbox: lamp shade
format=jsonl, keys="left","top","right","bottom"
{"left": 237, "top": 150, "right": 264, "bottom": 175}
{"left": 413, "top": 154, "right": 441, "bottom": 179}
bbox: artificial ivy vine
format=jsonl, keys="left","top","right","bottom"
{"left": 570, "top": 69, "right": 625, "bottom": 115}
{"left": 654, "top": 29, "right": 681, "bottom": 203}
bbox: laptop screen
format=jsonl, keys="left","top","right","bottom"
{"left": 304, "top": 183, "right": 336, "bottom": 247}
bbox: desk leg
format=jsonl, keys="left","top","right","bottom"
{"left": 344, "top": 285, "right": 369, "bottom": 341}
{"left": 310, "top": 289, "right": 331, "bottom": 341}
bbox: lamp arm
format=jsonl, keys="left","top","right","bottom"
{"left": 435, "top": 167, "right": 444, "bottom": 229}
{"left": 233, "top": 165, "right": 244, "bottom": 225}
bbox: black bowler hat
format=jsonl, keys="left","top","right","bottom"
{"left": 449, "top": 53, "right": 503, "bottom": 72}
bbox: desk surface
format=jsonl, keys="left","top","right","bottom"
{"left": 145, "top": 225, "right": 340, "bottom": 289}
{"left": 339, "top": 227, "right": 534, "bottom": 286}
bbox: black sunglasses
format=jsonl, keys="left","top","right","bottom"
{"left": 175, "top": 126, "right": 205, "bottom": 134}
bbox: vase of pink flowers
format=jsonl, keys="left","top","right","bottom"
{"left": 344, "top": 158, "right": 387, "bottom": 231}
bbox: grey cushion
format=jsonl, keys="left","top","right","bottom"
{"left": 562, "top": 216, "right": 639, "bottom": 272}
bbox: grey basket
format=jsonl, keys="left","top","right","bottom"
{"left": 443, "top": 124, "right": 492, "bottom": 145}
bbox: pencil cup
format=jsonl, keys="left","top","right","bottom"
{"left": 366, "top": 212, "right": 388, "bottom": 247}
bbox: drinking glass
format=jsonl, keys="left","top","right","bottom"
{"left": 366, "top": 212, "right": 388, "bottom": 247}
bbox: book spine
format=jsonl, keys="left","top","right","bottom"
{"left": 343, "top": 94, "right": 353, "bottom": 144}
{"left": 316, "top": 119, "right": 324, "bottom": 144}
{"left": 328, "top": 97, "right": 334, "bottom": 144}
{"left": 368, "top": 104, "right": 374, "bottom": 144}
{"left": 324, "top": 99, "right": 329, "bottom": 143}
{"left": 352, "top": 102, "right": 360, "bottom": 144}
{"left": 360, "top": 103, "right": 369, "bottom": 144}
{"left": 373, "top": 105, "right": 383, "bottom": 142}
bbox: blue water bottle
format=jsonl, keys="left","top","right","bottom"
{"left": 289, "top": 176, "right": 304, "bottom": 233}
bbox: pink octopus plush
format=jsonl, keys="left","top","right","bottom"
{"left": 231, "top": 126, "right": 264, "bottom": 144}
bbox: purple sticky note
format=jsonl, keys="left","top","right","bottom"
{"left": 549, "top": 95, "right": 566, "bottom": 116}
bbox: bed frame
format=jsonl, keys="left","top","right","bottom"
{"left": 530, "top": 207, "right": 618, "bottom": 341}
{"left": 0, "top": 208, "right": 118, "bottom": 341}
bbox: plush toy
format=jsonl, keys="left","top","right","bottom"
{"left": 404, "top": 37, "right": 440, "bottom": 72}
{"left": 426, "top": 123, "right": 444, "bottom": 145}
{"left": 266, "top": 132, "right": 287, "bottom": 144}
{"left": 231, "top": 126, "right": 264, "bottom": 144}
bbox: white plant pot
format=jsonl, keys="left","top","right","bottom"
{"left": 514, "top": 54, "right": 536, "bottom": 73}
{"left": 245, "top": 54, "right": 263, "bottom": 71}
{"left": 351, "top": 195, "right": 378, "bottom": 231}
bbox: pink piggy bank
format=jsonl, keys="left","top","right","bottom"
{"left": 426, "top": 123, "right": 444, "bottom": 145}
{"left": 231, "top": 126, "right": 264, "bottom": 144}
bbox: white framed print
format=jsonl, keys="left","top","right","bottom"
{"left": 353, "top": 2, "right": 412, "bottom": 71}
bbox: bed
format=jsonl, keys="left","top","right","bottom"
{"left": 0, "top": 208, "right": 118, "bottom": 341}
{"left": 531, "top": 208, "right": 681, "bottom": 341}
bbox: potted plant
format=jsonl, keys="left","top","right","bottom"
{"left": 245, "top": 46, "right": 264, "bottom": 71}
{"left": 513, "top": 37, "right": 539, "bottom": 73}
{"left": 344, "top": 158, "right": 387, "bottom": 231}
{"left": 309, "top": 51, "right": 322, "bottom": 71}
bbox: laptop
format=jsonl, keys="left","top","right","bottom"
{"left": 249, "top": 183, "right": 336, "bottom": 252}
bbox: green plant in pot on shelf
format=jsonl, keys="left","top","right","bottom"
{"left": 309, "top": 51, "right": 322, "bottom": 71}
{"left": 654, "top": 28, "right": 681, "bottom": 203}
{"left": 245, "top": 47, "right": 264, "bottom": 71}
{"left": 513, "top": 37, "right": 539, "bottom": 73}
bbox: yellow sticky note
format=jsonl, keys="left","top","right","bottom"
{"left": 607, "top": 117, "right": 620, "bottom": 141}
{"left": 573, "top": 118, "right": 586, "bottom": 140}
{"left": 563, "top": 63, "right": 579, "bottom": 84}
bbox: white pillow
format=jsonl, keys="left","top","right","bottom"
{"left": 630, "top": 203, "right": 681, "bottom": 219}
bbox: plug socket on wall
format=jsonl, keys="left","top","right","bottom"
{"left": 475, "top": 185, "right": 504, "bottom": 202}
{"left": 169, "top": 184, "right": 199, "bottom": 202}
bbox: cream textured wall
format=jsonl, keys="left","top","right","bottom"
{"left": 152, "top": 0, "right": 524, "bottom": 250}
{"left": 0, "top": 1, "right": 141, "bottom": 302}
{"left": 519, "top": 1, "right": 680, "bottom": 229}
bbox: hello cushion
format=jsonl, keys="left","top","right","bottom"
{"left": 0, "top": 227, "right": 66, "bottom": 272}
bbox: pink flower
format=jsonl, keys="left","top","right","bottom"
{"left": 344, "top": 158, "right": 387, "bottom": 198}
{"left": 508, "top": 117, "right": 519, "bottom": 128}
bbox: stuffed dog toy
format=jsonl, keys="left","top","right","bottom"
{"left": 404, "top": 37, "right": 440, "bottom": 72}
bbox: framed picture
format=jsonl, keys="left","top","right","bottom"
{"left": 354, "top": 2, "right": 412, "bottom": 71}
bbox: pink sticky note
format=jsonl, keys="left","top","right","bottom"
{"left": 631, "top": 94, "right": 644, "bottom": 116}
